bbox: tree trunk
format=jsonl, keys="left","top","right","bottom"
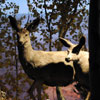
{"left": 89, "top": 0, "right": 100, "bottom": 99}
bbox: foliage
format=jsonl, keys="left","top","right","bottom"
{"left": 27, "top": 0, "right": 89, "bottom": 51}
{"left": 0, "top": 1, "right": 30, "bottom": 100}
{"left": 0, "top": 0, "right": 89, "bottom": 100}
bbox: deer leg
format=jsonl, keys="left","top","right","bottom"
{"left": 85, "top": 91, "right": 91, "bottom": 100}
{"left": 56, "top": 86, "right": 65, "bottom": 100}
{"left": 36, "top": 81, "right": 43, "bottom": 100}
{"left": 28, "top": 81, "right": 37, "bottom": 100}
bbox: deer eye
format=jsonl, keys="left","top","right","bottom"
{"left": 25, "top": 34, "right": 28, "bottom": 36}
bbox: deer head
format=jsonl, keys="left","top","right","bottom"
{"left": 9, "top": 16, "right": 40, "bottom": 46}
{"left": 60, "top": 36, "right": 86, "bottom": 62}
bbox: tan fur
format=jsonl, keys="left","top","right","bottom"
{"left": 9, "top": 16, "right": 74, "bottom": 100}
{"left": 60, "top": 36, "right": 90, "bottom": 99}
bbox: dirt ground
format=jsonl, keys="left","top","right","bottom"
{"left": 45, "top": 82, "right": 82, "bottom": 100}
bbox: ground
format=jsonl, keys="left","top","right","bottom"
{"left": 45, "top": 82, "right": 82, "bottom": 100}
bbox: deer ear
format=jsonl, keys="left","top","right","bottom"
{"left": 9, "top": 16, "right": 20, "bottom": 32}
{"left": 72, "top": 36, "right": 86, "bottom": 54}
{"left": 59, "top": 37, "right": 73, "bottom": 48}
{"left": 27, "top": 17, "right": 40, "bottom": 32}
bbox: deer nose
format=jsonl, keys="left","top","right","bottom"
{"left": 65, "top": 58, "right": 70, "bottom": 62}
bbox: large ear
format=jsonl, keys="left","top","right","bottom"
{"left": 9, "top": 16, "right": 20, "bottom": 32}
{"left": 59, "top": 37, "right": 74, "bottom": 48}
{"left": 27, "top": 17, "right": 40, "bottom": 32}
{"left": 72, "top": 36, "right": 86, "bottom": 54}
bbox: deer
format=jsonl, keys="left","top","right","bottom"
{"left": 9, "top": 16, "right": 75, "bottom": 100}
{"left": 59, "top": 36, "right": 90, "bottom": 100}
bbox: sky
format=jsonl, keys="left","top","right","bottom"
{"left": 5, "top": 0, "right": 89, "bottom": 14}
{"left": 6, "top": 0, "right": 29, "bottom": 13}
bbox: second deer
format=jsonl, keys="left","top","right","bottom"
{"left": 60, "top": 36, "right": 90, "bottom": 100}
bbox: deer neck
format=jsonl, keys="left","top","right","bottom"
{"left": 17, "top": 36, "right": 34, "bottom": 63}
{"left": 23, "top": 40, "right": 33, "bottom": 52}
{"left": 23, "top": 41, "right": 34, "bottom": 63}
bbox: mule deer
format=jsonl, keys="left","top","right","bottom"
{"left": 60, "top": 36, "right": 90, "bottom": 100}
{"left": 9, "top": 16, "right": 74, "bottom": 100}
